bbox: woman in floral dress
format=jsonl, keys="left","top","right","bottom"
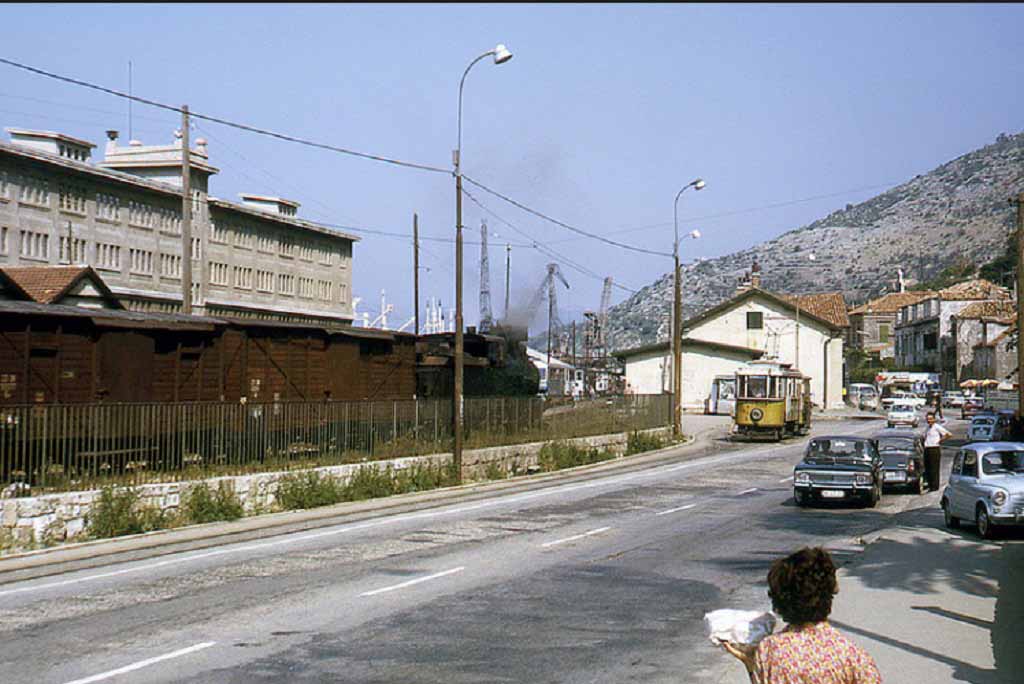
{"left": 723, "top": 547, "right": 882, "bottom": 683}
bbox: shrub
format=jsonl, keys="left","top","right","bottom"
{"left": 182, "top": 482, "right": 245, "bottom": 524}
{"left": 483, "top": 461, "right": 506, "bottom": 481}
{"left": 626, "top": 431, "right": 667, "bottom": 455}
{"left": 537, "top": 441, "right": 614, "bottom": 472}
{"left": 87, "top": 486, "right": 169, "bottom": 539}
{"left": 276, "top": 471, "right": 345, "bottom": 510}
{"left": 343, "top": 465, "right": 398, "bottom": 501}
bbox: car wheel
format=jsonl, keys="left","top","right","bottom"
{"left": 942, "top": 499, "right": 959, "bottom": 528}
{"left": 976, "top": 504, "right": 997, "bottom": 540}
{"left": 794, "top": 490, "right": 810, "bottom": 507}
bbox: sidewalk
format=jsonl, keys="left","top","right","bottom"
{"left": 715, "top": 504, "right": 1023, "bottom": 683}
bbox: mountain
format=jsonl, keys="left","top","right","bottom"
{"left": 606, "top": 131, "right": 1024, "bottom": 352}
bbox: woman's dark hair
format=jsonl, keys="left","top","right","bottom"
{"left": 767, "top": 547, "right": 838, "bottom": 625}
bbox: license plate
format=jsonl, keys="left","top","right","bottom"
{"left": 884, "top": 472, "right": 906, "bottom": 482}
{"left": 820, "top": 490, "right": 845, "bottom": 499}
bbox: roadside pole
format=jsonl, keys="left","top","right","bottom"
{"left": 181, "top": 104, "right": 192, "bottom": 315}
{"left": 1015, "top": 192, "right": 1024, "bottom": 419}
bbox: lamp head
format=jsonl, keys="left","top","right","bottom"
{"left": 689, "top": 229, "right": 702, "bottom": 240}
{"left": 693, "top": 178, "right": 706, "bottom": 190}
{"left": 493, "top": 44, "right": 513, "bottom": 64}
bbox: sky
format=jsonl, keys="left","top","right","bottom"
{"left": 4, "top": 3, "right": 1024, "bottom": 333}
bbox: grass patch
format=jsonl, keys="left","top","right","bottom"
{"left": 182, "top": 481, "right": 245, "bottom": 524}
{"left": 626, "top": 430, "right": 668, "bottom": 455}
{"left": 274, "top": 461, "right": 459, "bottom": 511}
{"left": 537, "top": 441, "right": 615, "bottom": 472}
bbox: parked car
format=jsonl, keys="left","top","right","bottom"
{"left": 943, "top": 391, "right": 965, "bottom": 408}
{"left": 874, "top": 429, "right": 926, "bottom": 494}
{"left": 847, "top": 383, "right": 880, "bottom": 411}
{"left": 967, "top": 413, "right": 1012, "bottom": 442}
{"left": 961, "top": 397, "right": 985, "bottom": 420}
{"left": 887, "top": 403, "right": 920, "bottom": 428}
{"left": 941, "top": 442, "right": 1024, "bottom": 538}
{"left": 793, "top": 436, "right": 883, "bottom": 508}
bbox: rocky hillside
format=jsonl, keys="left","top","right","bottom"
{"left": 607, "top": 131, "right": 1024, "bottom": 351}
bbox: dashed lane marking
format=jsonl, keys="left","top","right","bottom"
{"left": 360, "top": 566, "right": 465, "bottom": 597}
{"left": 62, "top": 642, "right": 216, "bottom": 684}
{"left": 542, "top": 527, "right": 612, "bottom": 548}
{"left": 656, "top": 504, "right": 697, "bottom": 516}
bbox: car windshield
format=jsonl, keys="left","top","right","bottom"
{"left": 891, "top": 405, "right": 914, "bottom": 412}
{"left": 981, "top": 451, "right": 1024, "bottom": 474}
{"left": 808, "top": 439, "right": 867, "bottom": 459}
{"left": 877, "top": 438, "right": 914, "bottom": 452}
{"left": 972, "top": 417, "right": 995, "bottom": 426}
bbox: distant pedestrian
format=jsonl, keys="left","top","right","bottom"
{"left": 721, "top": 547, "right": 881, "bottom": 684}
{"left": 931, "top": 394, "right": 944, "bottom": 421}
{"left": 923, "top": 412, "right": 951, "bottom": 491}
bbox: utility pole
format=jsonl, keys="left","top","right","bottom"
{"left": 1014, "top": 192, "right": 1024, "bottom": 419}
{"left": 795, "top": 302, "right": 801, "bottom": 368}
{"left": 454, "top": 156, "right": 464, "bottom": 482}
{"left": 181, "top": 105, "right": 193, "bottom": 315}
{"left": 504, "top": 243, "right": 511, "bottom": 322}
{"left": 413, "top": 213, "right": 420, "bottom": 335}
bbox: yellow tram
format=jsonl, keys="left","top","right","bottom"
{"left": 733, "top": 360, "right": 812, "bottom": 441}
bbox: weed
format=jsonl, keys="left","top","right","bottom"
{"left": 537, "top": 441, "right": 615, "bottom": 472}
{"left": 626, "top": 431, "right": 667, "bottom": 455}
{"left": 276, "top": 471, "right": 345, "bottom": 510}
{"left": 0, "top": 527, "right": 15, "bottom": 554}
{"left": 86, "top": 486, "right": 169, "bottom": 539}
{"left": 343, "top": 466, "right": 397, "bottom": 501}
{"left": 182, "top": 482, "right": 245, "bottom": 524}
{"left": 483, "top": 461, "right": 506, "bottom": 481}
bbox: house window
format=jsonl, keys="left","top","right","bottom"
{"left": 279, "top": 236, "right": 295, "bottom": 259}
{"left": 878, "top": 323, "right": 890, "bottom": 343}
{"left": 128, "top": 200, "right": 155, "bottom": 229}
{"left": 210, "top": 220, "right": 229, "bottom": 244}
{"left": 256, "top": 269, "right": 274, "bottom": 293}
{"left": 160, "top": 254, "right": 182, "bottom": 278}
{"left": 129, "top": 248, "right": 153, "bottom": 275}
{"left": 18, "top": 176, "right": 50, "bottom": 206}
{"left": 257, "top": 233, "right": 275, "bottom": 253}
{"left": 210, "top": 262, "right": 230, "bottom": 286}
{"left": 58, "top": 183, "right": 87, "bottom": 214}
{"left": 339, "top": 282, "right": 349, "bottom": 304}
{"left": 297, "top": 276, "right": 315, "bottom": 298}
{"left": 233, "top": 266, "right": 253, "bottom": 290}
{"left": 746, "top": 311, "right": 763, "bottom": 330}
{"left": 96, "top": 193, "right": 120, "bottom": 221}
{"left": 59, "top": 237, "right": 87, "bottom": 263}
{"left": 923, "top": 332, "right": 938, "bottom": 351}
{"left": 233, "top": 225, "right": 255, "bottom": 250}
{"left": 96, "top": 243, "right": 121, "bottom": 271}
{"left": 277, "top": 273, "right": 295, "bottom": 295}
{"left": 19, "top": 230, "right": 49, "bottom": 260}
{"left": 157, "top": 206, "right": 182, "bottom": 235}
{"left": 318, "top": 279, "right": 331, "bottom": 301}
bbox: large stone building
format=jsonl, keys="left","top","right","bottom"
{"left": 847, "top": 291, "right": 934, "bottom": 360}
{"left": 0, "top": 126, "right": 357, "bottom": 325}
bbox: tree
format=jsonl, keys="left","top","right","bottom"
{"left": 978, "top": 228, "right": 1017, "bottom": 288}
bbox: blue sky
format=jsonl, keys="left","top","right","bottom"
{"left": 4, "top": 3, "right": 1023, "bottom": 331}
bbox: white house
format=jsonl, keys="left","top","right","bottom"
{"left": 615, "top": 272, "right": 848, "bottom": 410}
{"left": 526, "top": 347, "right": 576, "bottom": 395}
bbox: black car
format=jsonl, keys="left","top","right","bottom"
{"left": 873, "top": 429, "right": 926, "bottom": 494}
{"left": 793, "top": 436, "right": 883, "bottom": 508}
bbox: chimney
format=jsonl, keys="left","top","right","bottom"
{"left": 750, "top": 260, "right": 762, "bottom": 289}
{"left": 736, "top": 270, "right": 752, "bottom": 296}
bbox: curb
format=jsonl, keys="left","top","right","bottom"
{"left": 0, "top": 427, "right": 717, "bottom": 581}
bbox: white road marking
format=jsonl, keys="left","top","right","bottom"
{"left": 542, "top": 526, "right": 612, "bottom": 548}
{"left": 62, "top": 641, "right": 216, "bottom": 684}
{"left": 779, "top": 476, "right": 794, "bottom": 483}
{"left": 360, "top": 566, "right": 464, "bottom": 597}
{"left": 656, "top": 503, "right": 696, "bottom": 516}
{"left": 1, "top": 424, "right": 879, "bottom": 599}
{"left": 737, "top": 487, "right": 759, "bottom": 496}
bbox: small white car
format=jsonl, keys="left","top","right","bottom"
{"left": 887, "top": 403, "right": 919, "bottom": 428}
{"left": 942, "top": 442, "right": 1024, "bottom": 538}
{"left": 967, "top": 414, "right": 1011, "bottom": 442}
{"left": 943, "top": 391, "right": 965, "bottom": 408}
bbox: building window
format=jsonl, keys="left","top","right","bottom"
{"left": 0, "top": 226, "right": 7, "bottom": 254}
{"left": 59, "top": 237, "right": 87, "bottom": 263}
{"left": 191, "top": 237, "right": 202, "bottom": 260}
{"left": 277, "top": 273, "right": 295, "bottom": 295}
{"left": 233, "top": 225, "right": 255, "bottom": 250}
{"left": 129, "top": 248, "right": 153, "bottom": 275}
{"left": 19, "top": 230, "right": 49, "bottom": 260}
{"left": 233, "top": 265, "right": 253, "bottom": 290}
{"left": 256, "top": 269, "right": 274, "bottom": 293}
{"left": 279, "top": 236, "right": 295, "bottom": 259}
{"left": 58, "top": 183, "right": 87, "bottom": 214}
{"left": 96, "top": 243, "right": 121, "bottom": 271}
{"left": 157, "top": 206, "right": 182, "bottom": 235}
{"left": 210, "top": 220, "right": 229, "bottom": 244}
{"left": 128, "top": 200, "right": 155, "bottom": 229}
{"left": 210, "top": 262, "right": 230, "bottom": 286}
{"left": 339, "top": 282, "right": 349, "bottom": 304}
{"left": 18, "top": 176, "right": 50, "bottom": 206}
{"left": 257, "top": 233, "right": 275, "bottom": 253}
{"left": 923, "top": 332, "right": 938, "bottom": 351}
{"left": 318, "top": 245, "right": 332, "bottom": 266}
{"left": 746, "top": 311, "right": 763, "bottom": 330}
{"left": 96, "top": 193, "right": 120, "bottom": 221}
{"left": 160, "top": 253, "right": 182, "bottom": 279}
{"left": 318, "top": 279, "right": 331, "bottom": 301}
{"left": 878, "top": 323, "right": 890, "bottom": 343}
{"left": 0, "top": 172, "right": 9, "bottom": 199}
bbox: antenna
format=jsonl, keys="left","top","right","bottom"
{"left": 128, "top": 60, "right": 133, "bottom": 142}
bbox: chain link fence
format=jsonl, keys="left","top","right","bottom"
{"left": 1, "top": 394, "right": 670, "bottom": 494}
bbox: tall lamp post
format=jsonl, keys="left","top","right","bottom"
{"left": 672, "top": 178, "right": 705, "bottom": 438}
{"left": 453, "top": 43, "right": 513, "bottom": 483}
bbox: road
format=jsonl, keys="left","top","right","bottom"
{"left": 0, "top": 415, "right": 962, "bottom": 683}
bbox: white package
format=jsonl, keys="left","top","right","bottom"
{"left": 703, "top": 609, "right": 776, "bottom": 645}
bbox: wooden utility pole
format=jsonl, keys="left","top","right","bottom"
{"left": 413, "top": 213, "right": 420, "bottom": 335}
{"left": 504, "top": 243, "right": 511, "bottom": 321}
{"left": 181, "top": 105, "right": 193, "bottom": 315}
{"left": 1015, "top": 192, "right": 1024, "bottom": 419}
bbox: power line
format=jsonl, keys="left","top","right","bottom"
{"left": 461, "top": 174, "right": 672, "bottom": 258}
{"left": 461, "top": 186, "right": 638, "bottom": 294}
{"left": 0, "top": 91, "right": 174, "bottom": 124}
{"left": 0, "top": 56, "right": 450, "bottom": 175}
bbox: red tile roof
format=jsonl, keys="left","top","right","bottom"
{"left": 938, "top": 278, "right": 1010, "bottom": 302}
{"left": 781, "top": 292, "right": 850, "bottom": 329}
{"left": 848, "top": 291, "right": 935, "bottom": 316}
{"left": 0, "top": 266, "right": 119, "bottom": 305}
{"left": 955, "top": 299, "right": 1016, "bottom": 323}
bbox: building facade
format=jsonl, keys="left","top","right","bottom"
{"left": 847, "top": 291, "right": 934, "bottom": 360}
{"left": 0, "top": 126, "right": 357, "bottom": 326}
{"left": 951, "top": 299, "right": 1016, "bottom": 383}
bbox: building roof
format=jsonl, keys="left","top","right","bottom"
{"left": 613, "top": 337, "right": 766, "bottom": 360}
{"left": 938, "top": 278, "right": 1010, "bottom": 302}
{"left": 781, "top": 292, "right": 850, "bottom": 329}
{"left": 680, "top": 287, "right": 844, "bottom": 333}
{"left": 0, "top": 266, "right": 122, "bottom": 307}
{"left": 848, "top": 291, "right": 935, "bottom": 316}
{"left": 5, "top": 127, "right": 96, "bottom": 149}
{"left": 955, "top": 299, "right": 1016, "bottom": 323}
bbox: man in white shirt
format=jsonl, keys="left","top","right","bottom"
{"left": 923, "top": 412, "right": 951, "bottom": 491}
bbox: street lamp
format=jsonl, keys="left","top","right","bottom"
{"left": 453, "top": 44, "right": 513, "bottom": 482}
{"left": 672, "top": 178, "right": 705, "bottom": 438}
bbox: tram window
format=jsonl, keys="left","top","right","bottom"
{"left": 769, "top": 377, "right": 780, "bottom": 398}
{"left": 746, "top": 376, "right": 768, "bottom": 398}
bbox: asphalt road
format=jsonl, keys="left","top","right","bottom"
{"left": 0, "top": 415, "right": 963, "bottom": 684}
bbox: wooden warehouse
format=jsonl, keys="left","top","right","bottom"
{"left": 0, "top": 300, "right": 417, "bottom": 406}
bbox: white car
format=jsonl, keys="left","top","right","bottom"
{"left": 887, "top": 403, "right": 919, "bottom": 428}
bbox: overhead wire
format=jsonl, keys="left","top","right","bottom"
{"left": 0, "top": 56, "right": 450, "bottom": 175}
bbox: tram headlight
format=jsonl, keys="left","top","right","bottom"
{"left": 750, "top": 408, "right": 764, "bottom": 421}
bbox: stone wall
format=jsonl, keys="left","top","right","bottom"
{"left": 0, "top": 427, "right": 671, "bottom": 556}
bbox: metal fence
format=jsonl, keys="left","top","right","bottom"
{"left": 0, "top": 394, "right": 671, "bottom": 494}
